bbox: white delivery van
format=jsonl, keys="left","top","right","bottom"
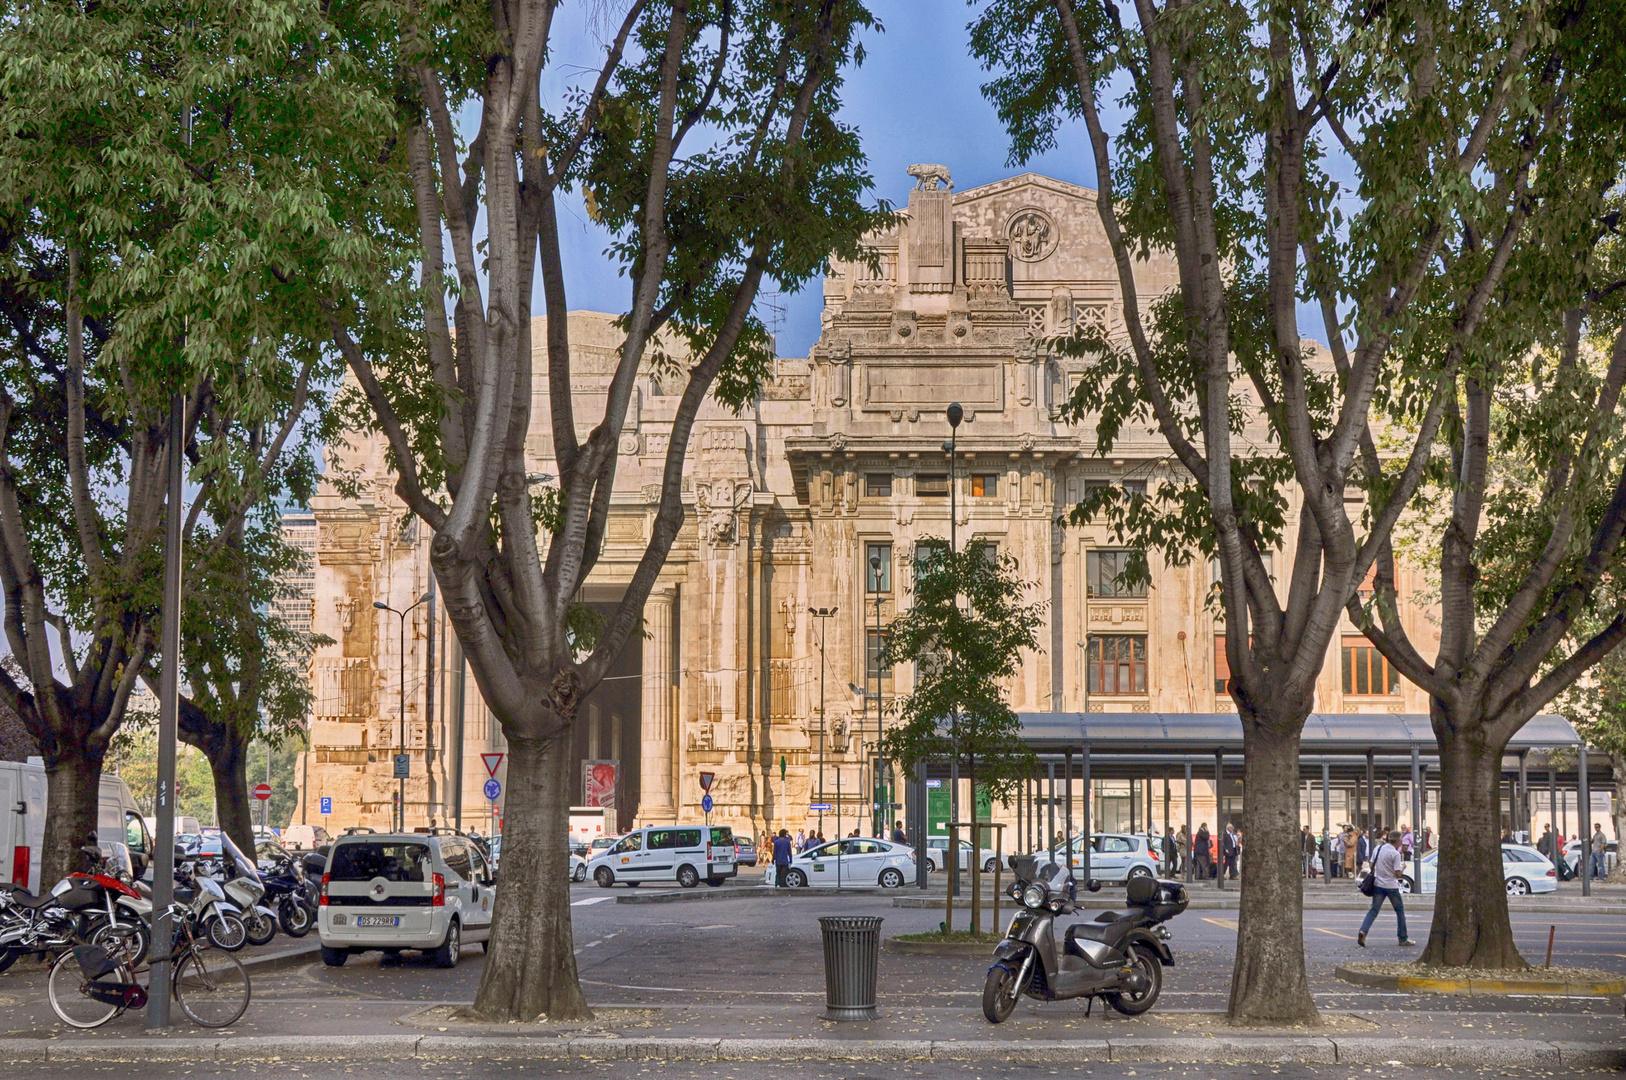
{"left": 0, "top": 758, "right": 152, "bottom": 891}
{"left": 569, "top": 806, "right": 617, "bottom": 852}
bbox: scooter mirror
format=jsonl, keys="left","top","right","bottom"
{"left": 1087, "top": 879, "right": 1102, "bottom": 892}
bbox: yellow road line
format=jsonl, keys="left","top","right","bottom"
{"left": 1202, "top": 917, "right": 1239, "bottom": 930}
{"left": 1310, "top": 927, "right": 1358, "bottom": 940}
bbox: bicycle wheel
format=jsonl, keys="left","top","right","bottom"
{"left": 47, "top": 950, "right": 129, "bottom": 1029}
{"left": 174, "top": 948, "right": 250, "bottom": 1028}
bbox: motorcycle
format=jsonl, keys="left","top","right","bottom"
{"left": 258, "top": 848, "right": 316, "bottom": 937}
{"left": 0, "top": 843, "right": 153, "bottom": 971}
{"left": 200, "top": 834, "right": 278, "bottom": 948}
{"left": 981, "top": 857, "right": 1187, "bottom": 1023}
{"left": 174, "top": 859, "right": 250, "bottom": 951}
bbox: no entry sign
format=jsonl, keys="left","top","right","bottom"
{"left": 252, "top": 783, "right": 272, "bottom": 801}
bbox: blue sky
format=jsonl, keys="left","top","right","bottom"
{"left": 546, "top": 0, "right": 1103, "bottom": 360}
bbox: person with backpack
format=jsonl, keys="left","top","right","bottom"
{"left": 1357, "top": 828, "right": 1414, "bottom": 948}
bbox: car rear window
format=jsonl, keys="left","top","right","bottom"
{"left": 329, "top": 842, "right": 432, "bottom": 882}
{"left": 709, "top": 827, "right": 733, "bottom": 845}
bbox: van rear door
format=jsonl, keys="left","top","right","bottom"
{"left": 708, "top": 827, "right": 735, "bottom": 875}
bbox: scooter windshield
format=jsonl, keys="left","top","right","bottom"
{"left": 220, "top": 833, "right": 261, "bottom": 883}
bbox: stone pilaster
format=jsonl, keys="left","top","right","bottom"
{"left": 638, "top": 587, "right": 676, "bottom": 822}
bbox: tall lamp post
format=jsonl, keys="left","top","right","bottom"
{"left": 376, "top": 592, "right": 432, "bottom": 832}
{"left": 810, "top": 606, "right": 838, "bottom": 835}
{"left": 942, "top": 403, "right": 963, "bottom": 896}
{"left": 857, "top": 550, "right": 888, "bottom": 835}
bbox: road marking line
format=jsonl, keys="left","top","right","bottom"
{"left": 1310, "top": 927, "right": 1358, "bottom": 940}
{"left": 1201, "top": 917, "right": 1238, "bottom": 930}
{"left": 571, "top": 896, "right": 615, "bottom": 907}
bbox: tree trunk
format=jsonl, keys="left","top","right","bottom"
{"left": 1611, "top": 752, "right": 1626, "bottom": 874}
{"left": 969, "top": 764, "right": 981, "bottom": 936}
{"left": 471, "top": 725, "right": 590, "bottom": 1021}
{"left": 1227, "top": 714, "right": 1318, "bottom": 1025}
{"left": 43, "top": 743, "right": 102, "bottom": 889}
{"left": 1422, "top": 717, "right": 1525, "bottom": 968}
{"left": 206, "top": 727, "right": 255, "bottom": 858}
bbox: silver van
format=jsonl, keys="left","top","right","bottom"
{"left": 587, "top": 825, "right": 736, "bottom": 888}
{"left": 318, "top": 830, "right": 494, "bottom": 967}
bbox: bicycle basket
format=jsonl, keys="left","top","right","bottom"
{"left": 72, "top": 943, "right": 123, "bottom": 980}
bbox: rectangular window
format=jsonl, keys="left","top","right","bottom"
{"left": 866, "top": 542, "right": 892, "bottom": 593}
{"left": 916, "top": 473, "right": 949, "bottom": 497}
{"left": 1087, "top": 549, "right": 1147, "bottom": 598}
{"left": 1214, "top": 633, "right": 1231, "bottom": 695}
{"left": 915, "top": 540, "right": 949, "bottom": 580}
{"left": 1087, "top": 635, "right": 1147, "bottom": 694}
{"left": 866, "top": 629, "right": 892, "bottom": 681}
{"left": 865, "top": 473, "right": 892, "bottom": 498}
{"left": 970, "top": 473, "right": 999, "bottom": 498}
{"left": 1342, "top": 637, "right": 1400, "bottom": 696}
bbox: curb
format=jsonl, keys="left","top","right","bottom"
{"left": 883, "top": 938, "right": 993, "bottom": 957}
{"left": 2, "top": 1034, "right": 1619, "bottom": 1067}
{"left": 1335, "top": 965, "right": 1626, "bottom": 998}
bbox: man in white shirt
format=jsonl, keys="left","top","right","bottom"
{"left": 1357, "top": 828, "right": 1414, "bottom": 948}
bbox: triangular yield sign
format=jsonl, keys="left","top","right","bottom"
{"left": 482, "top": 753, "right": 505, "bottom": 778}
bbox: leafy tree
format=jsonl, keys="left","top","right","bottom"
{"left": 1562, "top": 636, "right": 1626, "bottom": 873}
{"left": 0, "top": 0, "right": 405, "bottom": 885}
{"left": 880, "top": 541, "right": 1043, "bottom": 936}
{"left": 971, "top": 0, "right": 1585, "bottom": 1022}
{"left": 331, "top": 0, "right": 887, "bottom": 1022}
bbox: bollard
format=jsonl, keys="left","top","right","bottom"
{"left": 818, "top": 915, "right": 883, "bottom": 1020}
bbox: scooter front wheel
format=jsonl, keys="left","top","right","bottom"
{"left": 1104, "top": 943, "right": 1163, "bottom": 1015}
{"left": 982, "top": 963, "right": 1021, "bottom": 1024}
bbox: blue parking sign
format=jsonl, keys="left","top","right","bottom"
{"left": 319, "top": 796, "right": 331, "bottom": 815}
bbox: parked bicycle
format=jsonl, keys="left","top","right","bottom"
{"left": 46, "top": 904, "right": 250, "bottom": 1029}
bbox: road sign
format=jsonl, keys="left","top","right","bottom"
{"left": 698, "top": 771, "right": 716, "bottom": 792}
{"left": 809, "top": 803, "right": 833, "bottom": 811}
{"left": 319, "top": 796, "right": 332, "bottom": 816}
{"left": 252, "top": 783, "right": 272, "bottom": 801}
{"left": 481, "top": 753, "right": 504, "bottom": 778}
{"left": 484, "top": 778, "right": 502, "bottom": 801}
{"left": 393, "top": 753, "right": 410, "bottom": 779}
{"left": 701, "top": 794, "right": 713, "bottom": 813}
{"left": 779, "top": 756, "right": 786, "bottom": 780}
{"left": 925, "top": 779, "right": 942, "bottom": 789}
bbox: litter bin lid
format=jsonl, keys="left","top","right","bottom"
{"left": 818, "top": 915, "right": 884, "bottom": 931}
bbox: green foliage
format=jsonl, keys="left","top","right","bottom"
{"left": 879, "top": 541, "right": 1043, "bottom": 804}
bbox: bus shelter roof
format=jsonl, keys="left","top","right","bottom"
{"left": 1012, "top": 712, "right": 1580, "bottom": 754}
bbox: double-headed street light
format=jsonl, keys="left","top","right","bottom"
{"left": 376, "top": 591, "right": 432, "bottom": 832}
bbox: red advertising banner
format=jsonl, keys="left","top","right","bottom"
{"left": 583, "top": 760, "right": 618, "bottom": 809}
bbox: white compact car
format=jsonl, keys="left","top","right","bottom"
{"left": 317, "top": 831, "right": 495, "bottom": 967}
{"left": 588, "top": 825, "right": 737, "bottom": 888}
{"left": 1397, "top": 844, "right": 1557, "bottom": 896}
{"left": 921, "top": 837, "right": 1004, "bottom": 874}
{"left": 569, "top": 851, "right": 587, "bottom": 882}
{"left": 782, "top": 838, "right": 918, "bottom": 888}
{"left": 1027, "top": 834, "right": 1163, "bottom": 883}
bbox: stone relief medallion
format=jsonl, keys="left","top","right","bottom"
{"left": 1006, "top": 208, "right": 1058, "bottom": 262}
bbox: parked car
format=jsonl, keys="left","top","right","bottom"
{"left": 1563, "top": 837, "right": 1618, "bottom": 877}
{"left": 282, "top": 824, "right": 332, "bottom": 852}
{"left": 588, "top": 836, "right": 620, "bottom": 857}
{"left": 587, "top": 825, "right": 737, "bottom": 888}
{"left": 734, "top": 836, "right": 758, "bottom": 867}
{"left": 782, "top": 838, "right": 919, "bottom": 888}
{"left": 1397, "top": 844, "right": 1558, "bottom": 896}
{"left": 1026, "top": 833, "right": 1163, "bottom": 883}
{"left": 569, "top": 849, "right": 587, "bottom": 882}
{"left": 317, "top": 831, "right": 495, "bottom": 967}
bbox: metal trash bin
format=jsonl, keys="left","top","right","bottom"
{"left": 818, "top": 915, "right": 883, "bottom": 1020}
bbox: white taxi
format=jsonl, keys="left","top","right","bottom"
{"left": 781, "top": 838, "right": 919, "bottom": 888}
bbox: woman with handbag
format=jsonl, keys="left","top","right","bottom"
{"left": 1356, "top": 829, "right": 1414, "bottom": 948}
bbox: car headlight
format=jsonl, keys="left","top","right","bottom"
{"left": 1021, "top": 883, "right": 1046, "bottom": 909}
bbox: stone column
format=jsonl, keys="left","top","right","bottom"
{"left": 639, "top": 588, "right": 676, "bottom": 821}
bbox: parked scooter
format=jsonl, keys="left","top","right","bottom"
{"left": 174, "top": 858, "right": 250, "bottom": 951}
{"left": 982, "top": 857, "right": 1187, "bottom": 1023}
{"left": 199, "top": 833, "right": 278, "bottom": 947}
{"left": 258, "top": 847, "right": 316, "bottom": 937}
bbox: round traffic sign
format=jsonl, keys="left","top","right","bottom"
{"left": 252, "top": 783, "right": 272, "bottom": 801}
{"left": 484, "top": 778, "right": 501, "bottom": 801}
{"left": 701, "top": 794, "right": 713, "bottom": 813}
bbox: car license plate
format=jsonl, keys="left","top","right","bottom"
{"left": 357, "top": 915, "right": 399, "bottom": 927}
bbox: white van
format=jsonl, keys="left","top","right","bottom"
{"left": 586, "top": 824, "right": 737, "bottom": 888}
{"left": 1, "top": 758, "right": 151, "bottom": 891}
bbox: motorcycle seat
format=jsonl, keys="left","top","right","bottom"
{"left": 1067, "top": 920, "right": 1128, "bottom": 947}
{"left": 6, "top": 887, "right": 55, "bottom": 909}
{"left": 1090, "top": 909, "right": 1136, "bottom": 924}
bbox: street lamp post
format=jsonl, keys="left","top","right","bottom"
{"left": 942, "top": 403, "right": 963, "bottom": 897}
{"left": 376, "top": 592, "right": 432, "bottom": 832}
{"left": 810, "top": 606, "right": 838, "bottom": 836}
{"left": 867, "top": 551, "right": 887, "bottom": 835}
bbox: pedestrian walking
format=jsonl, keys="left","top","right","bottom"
{"left": 772, "top": 829, "right": 793, "bottom": 887}
{"left": 1329, "top": 827, "right": 1346, "bottom": 879}
{"left": 1400, "top": 823, "right": 1414, "bottom": 859}
{"left": 795, "top": 829, "right": 806, "bottom": 852}
{"left": 1591, "top": 824, "right": 1609, "bottom": 880}
{"left": 1357, "top": 828, "right": 1413, "bottom": 947}
{"left": 1162, "top": 826, "right": 1178, "bottom": 873}
{"left": 1221, "top": 823, "right": 1239, "bottom": 880}
{"left": 1536, "top": 824, "right": 1554, "bottom": 859}
{"left": 1175, "top": 825, "right": 1190, "bottom": 875}
{"left": 1193, "top": 823, "right": 1212, "bottom": 880}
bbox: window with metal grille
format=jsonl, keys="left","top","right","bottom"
{"left": 1087, "top": 549, "right": 1146, "bottom": 598}
{"left": 1342, "top": 637, "right": 1400, "bottom": 696}
{"left": 1087, "top": 635, "right": 1147, "bottom": 694}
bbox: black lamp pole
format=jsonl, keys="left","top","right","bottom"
{"left": 375, "top": 592, "right": 431, "bottom": 832}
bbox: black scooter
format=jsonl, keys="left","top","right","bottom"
{"left": 982, "top": 857, "right": 1188, "bottom": 1023}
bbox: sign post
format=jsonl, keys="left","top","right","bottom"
{"left": 253, "top": 783, "right": 272, "bottom": 802}
{"left": 319, "top": 796, "right": 331, "bottom": 835}
{"left": 779, "top": 756, "right": 787, "bottom": 834}
{"left": 698, "top": 772, "right": 715, "bottom": 830}
{"left": 481, "top": 755, "right": 504, "bottom": 842}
